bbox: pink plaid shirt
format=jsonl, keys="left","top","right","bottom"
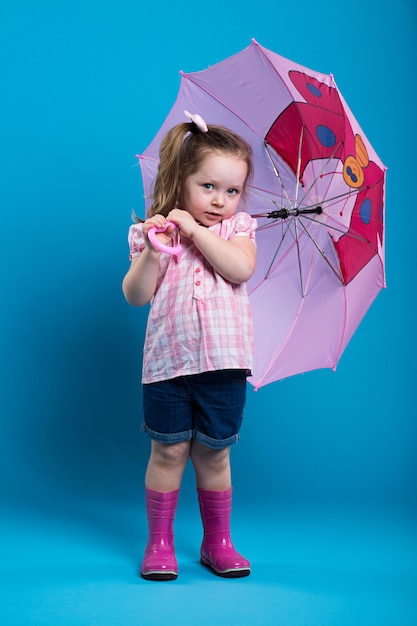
{"left": 128, "top": 212, "right": 257, "bottom": 384}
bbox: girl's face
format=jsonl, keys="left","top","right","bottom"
{"left": 180, "top": 151, "right": 248, "bottom": 227}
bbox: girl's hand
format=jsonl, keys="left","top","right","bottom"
{"left": 142, "top": 216, "right": 176, "bottom": 252}
{"left": 166, "top": 208, "right": 199, "bottom": 239}
{"left": 167, "top": 209, "right": 256, "bottom": 284}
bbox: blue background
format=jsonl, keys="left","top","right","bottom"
{"left": 1, "top": 1, "right": 416, "bottom": 624}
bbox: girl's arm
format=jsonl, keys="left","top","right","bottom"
{"left": 122, "top": 249, "right": 161, "bottom": 306}
{"left": 167, "top": 209, "right": 256, "bottom": 284}
{"left": 122, "top": 216, "right": 175, "bottom": 306}
{"left": 191, "top": 226, "right": 256, "bottom": 283}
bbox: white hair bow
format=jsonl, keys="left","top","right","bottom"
{"left": 184, "top": 110, "right": 208, "bottom": 133}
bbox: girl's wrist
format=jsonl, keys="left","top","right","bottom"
{"left": 144, "top": 246, "right": 162, "bottom": 258}
{"left": 189, "top": 223, "right": 203, "bottom": 241}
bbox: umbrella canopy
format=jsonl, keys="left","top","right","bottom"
{"left": 138, "top": 39, "right": 386, "bottom": 389}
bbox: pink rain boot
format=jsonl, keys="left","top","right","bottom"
{"left": 141, "top": 488, "right": 179, "bottom": 581}
{"left": 197, "top": 487, "right": 250, "bottom": 578}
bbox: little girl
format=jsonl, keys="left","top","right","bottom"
{"left": 122, "top": 111, "right": 257, "bottom": 581}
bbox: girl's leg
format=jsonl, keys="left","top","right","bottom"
{"left": 190, "top": 440, "right": 231, "bottom": 491}
{"left": 145, "top": 440, "right": 191, "bottom": 492}
{"left": 191, "top": 441, "right": 250, "bottom": 578}
{"left": 141, "top": 440, "right": 190, "bottom": 581}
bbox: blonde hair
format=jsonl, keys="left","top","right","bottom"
{"left": 135, "top": 122, "right": 253, "bottom": 221}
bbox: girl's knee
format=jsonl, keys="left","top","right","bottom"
{"left": 151, "top": 440, "right": 191, "bottom": 469}
{"left": 191, "top": 442, "right": 230, "bottom": 470}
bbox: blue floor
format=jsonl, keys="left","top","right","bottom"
{"left": 1, "top": 497, "right": 416, "bottom": 625}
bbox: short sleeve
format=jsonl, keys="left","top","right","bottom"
{"left": 127, "top": 223, "right": 146, "bottom": 260}
{"left": 230, "top": 212, "right": 257, "bottom": 242}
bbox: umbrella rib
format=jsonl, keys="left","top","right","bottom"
{"left": 263, "top": 143, "right": 293, "bottom": 207}
{"left": 294, "top": 219, "right": 306, "bottom": 296}
{"left": 320, "top": 182, "right": 382, "bottom": 219}
{"left": 297, "top": 142, "right": 344, "bottom": 208}
{"left": 294, "top": 127, "right": 304, "bottom": 209}
{"left": 261, "top": 216, "right": 308, "bottom": 295}
{"left": 263, "top": 220, "right": 294, "bottom": 278}
{"left": 315, "top": 182, "right": 376, "bottom": 207}
{"left": 302, "top": 214, "right": 375, "bottom": 246}
{"left": 249, "top": 187, "right": 288, "bottom": 210}
{"left": 254, "top": 294, "right": 305, "bottom": 389}
{"left": 297, "top": 218, "right": 344, "bottom": 283}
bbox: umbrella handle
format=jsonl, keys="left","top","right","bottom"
{"left": 147, "top": 221, "right": 182, "bottom": 261}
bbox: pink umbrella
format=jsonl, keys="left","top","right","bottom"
{"left": 138, "top": 39, "right": 386, "bottom": 389}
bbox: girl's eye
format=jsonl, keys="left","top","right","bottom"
{"left": 228, "top": 188, "right": 239, "bottom": 195}
{"left": 203, "top": 183, "right": 214, "bottom": 190}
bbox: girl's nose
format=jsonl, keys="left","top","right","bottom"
{"left": 212, "top": 192, "right": 225, "bottom": 207}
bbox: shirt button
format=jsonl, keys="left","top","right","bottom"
{"left": 195, "top": 281, "right": 201, "bottom": 286}
{"left": 195, "top": 267, "right": 201, "bottom": 273}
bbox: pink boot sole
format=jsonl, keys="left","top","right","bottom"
{"left": 141, "top": 548, "right": 178, "bottom": 581}
{"left": 200, "top": 552, "right": 250, "bottom": 578}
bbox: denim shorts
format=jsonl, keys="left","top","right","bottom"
{"left": 142, "top": 369, "right": 247, "bottom": 449}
